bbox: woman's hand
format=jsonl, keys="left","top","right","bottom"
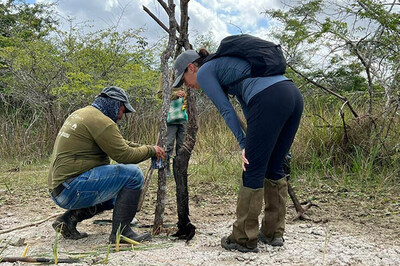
{"left": 241, "top": 149, "right": 249, "bottom": 171}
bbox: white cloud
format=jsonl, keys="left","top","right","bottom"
{"left": 35, "top": 0, "right": 283, "bottom": 45}
{"left": 105, "top": 0, "right": 119, "bottom": 12}
{"left": 189, "top": 0, "right": 285, "bottom": 44}
{"left": 188, "top": 0, "right": 229, "bottom": 42}
{"left": 212, "top": 0, "right": 280, "bottom": 31}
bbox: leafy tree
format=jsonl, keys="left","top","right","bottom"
{"left": 265, "top": 0, "right": 400, "bottom": 114}
{"left": 0, "top": 2, "right": 160, "bottom": 158}
{"left": 193, "top": 31, "right": 218, "bottom": 52}
{"left": 0, "top": 0, "right": 57, "bottom": 93}
{"left": 261, "top": 0, "right": 400, "bottom": 170}
{"left": 0, "top": 0, "right": 57, "bottom": 46}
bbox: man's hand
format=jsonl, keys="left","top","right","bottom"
{"left": 154, "top": 146, "right": 166, "bottom": 160}
{"left": 176, "top": 90, "right": 186, "bottom": 98}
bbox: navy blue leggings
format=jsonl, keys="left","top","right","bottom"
{"left": 243, "top": 80, "right": 303, "bottom": 189}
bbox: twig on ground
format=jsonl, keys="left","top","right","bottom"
{"left": 0, "top": 212, "right": 63, "bottom": 235}
{"left": 288, "top": 181, "right": 319, "bottom": 222}
{"left": 0, "top": 257, "right": 79, "bottom": 263}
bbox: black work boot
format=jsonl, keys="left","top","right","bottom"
{"left": 53, "top": 204, "right": 109, "bottom": 240}
{"left": 109, "top": 188, "right": 152, "bottom": 243}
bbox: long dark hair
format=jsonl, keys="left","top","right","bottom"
{"left": 192, "top": 48, "right": 210, "bottom": 67}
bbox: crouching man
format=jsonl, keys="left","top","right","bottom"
{"left": 48, "top": 86, "right": 165, "bottom": 243}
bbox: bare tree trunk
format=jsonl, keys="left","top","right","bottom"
{"left": 145, "top": 0, "right": 197, "bottom": 238}
{"left": 171, "top": 0, "right": 198, "bottom": 236}
{"left": 153, "top": 0, "right": 177, "bottom": 234}
{"left": 174, "top": 0, "right": 191, "bottom": 57}
{"left": 173, "top": 86, "right": 197, "bottom": 229}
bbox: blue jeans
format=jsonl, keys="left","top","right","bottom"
{"left": 51, "top": 164, "right": 144, "bottom": 210}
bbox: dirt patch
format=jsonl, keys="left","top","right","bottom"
{"left": 1, "top": 178, "right": 400, "bottom": 265}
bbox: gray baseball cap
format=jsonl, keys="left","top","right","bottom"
{"left": 101, "top": 86, "right": 136, "bottom": 113}
{"left": 172, "top": 50, "right": 200, "bottom": 88}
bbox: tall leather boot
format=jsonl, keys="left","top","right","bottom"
{"left": 259, "top": 178, "right": 288, "bottom": 246}
{"left": 109, "top": 188, "right": 151, "bottom": 243}
{"left": 221, "top": 186, "right": 263, "bottom": 253}
{"left": 52, "top": 203, "right": 109, "bottom": 240}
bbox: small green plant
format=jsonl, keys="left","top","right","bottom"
{"left": 98, "top": 244, "right": 111, "bottom": 264}
{"left": 0, "top": 238, "right": 11, "bottom": 262}
{"left": 1, "top": 173, "right": 13, "bottom": 194}
{"left": 53, "top": 225, "right": 61, "bottom": 265}
{"left": 322, "top": 226, "right": 332, "bottom": 264}
{"left": 120, "top": 235, "right": 140, "bottom": 245}
{"left": 115, "top": 224, "right": 122, "bottom": 252}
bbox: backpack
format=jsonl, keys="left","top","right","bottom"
{"left": 204, "top": 34, "right": 286, "bottom": 86}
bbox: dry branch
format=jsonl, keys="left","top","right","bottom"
{"left": 173, "top": 86, "right": 198, "bottom": 234}
{"left": 142, "top": 6, "right": 170, "bottom": 33}
{"left": 0, "top": 257, "right": 79, "bottom": 263}
{"left": 169, "top": 0, "right": 197, "bottom": 241}
{"left": 339, "top": 101, "right": 349, "bottom": 143}
{"left": 137, "top": 165, "right": 154, "bottom": 212}
{"left": 288, "top": 182, "right": 319, "bottom": 221}
{"left": 0, "top": 212, "right": 63, "bottom": 235}
{"left": 288, "top": 63, "right": 358, "bottom": 118}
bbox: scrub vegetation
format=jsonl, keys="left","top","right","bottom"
{"left": 0, "top": 0, "right": 399, "bottom": 264}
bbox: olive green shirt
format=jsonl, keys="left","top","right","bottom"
{"left": 48, "top": 106, "right": 156, "bottom": 190}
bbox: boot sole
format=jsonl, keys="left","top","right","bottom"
{"left": 221, "top": 237, "right": 259, "bottom": 253}
{"left": 52, "top": 220, "right": 88, "bottom": 240}
{"left": 258, "top": 232, "right": 284, "bottom": 246}
{"left": 109, "top": 232, "right": 152, "bottom": 244}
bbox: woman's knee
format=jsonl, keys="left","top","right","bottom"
{"left": 242, "top": 171, "right": 265, "bottom": 189}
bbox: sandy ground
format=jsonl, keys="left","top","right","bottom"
{"left": 1, "top": 180, "right": 400, "bottom": 265}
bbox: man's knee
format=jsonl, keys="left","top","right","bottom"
{"left": 119, "top": 164, "right": 144, "bottom": 189}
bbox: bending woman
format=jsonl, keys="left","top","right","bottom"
{"left": 172, "top": 49, "right": 303, "bottom": 253}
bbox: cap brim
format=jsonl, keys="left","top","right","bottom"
{"left": 172, "top": 72, "right": 184, "bottom": 88}
{"left": 124, "top": 102, "right": 136, "bottom": 113}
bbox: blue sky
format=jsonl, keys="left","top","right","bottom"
{"left": 29, "top": 0, "right": 283, "bottom": 46}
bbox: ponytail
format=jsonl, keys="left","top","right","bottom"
{"left": 193, "top": 48, "right": 210, "bottom": 67}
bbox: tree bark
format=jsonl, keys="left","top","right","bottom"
{"left": 173, "top": 86, "right": 197, "bottom": 228}
{"left": 153, "top": 0, "right": 177, "bottom": 234}
{"left": 171, "top": 0, "right": 197, "bottom": 233}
